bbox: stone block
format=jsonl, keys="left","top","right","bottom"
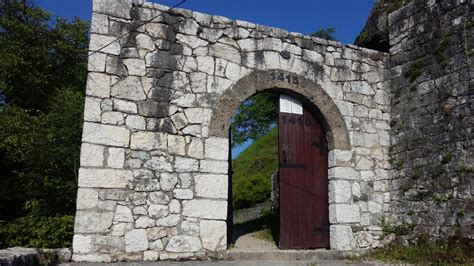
{"left": 173, "top": 188, "right": 193, "bottom": 199}
{"left": 149, "top": 191, "right": 170, "bottom": 205}
{"left": 135, "top": 216, "right": 155, "bottom": 228}
{"left": 84, "top": 97, "right": 102, "bottom": 122}
{"left": 148, "top": 204, "right": 169, "bottom": 219}
{"left": 131, "top": 131, "right": 167, "bottom": 151}
{"left": 168, "top": 135, "right": 186, "bottom": 156}
{"left": 86, "top": 72, "right": 110, "bottom": 98}
{"left": 329, "top": 167, "right": 359, "bottom": 180}
{"left": 78, "top": 168, "right": 133, "bottom": 188}
{"left": 187, "top": 138, "right": 204, "bottom": 159}
{"left": 73, "top": 234, "right": 93, "bottom": 253}
{"left": 144, "top": 156, "right": 172, "bottom": 172}
{"left": 111, "top": 76, "right": 146, "bottom": 101}
{"left": 182, "top": 199, "right": 227, "bottom": 220}
{"left": 194, "top": 174, "right": 228, "bottom": 199}
{"left": 93, "top": 0, "right": 132, "bottom": 19}
{"left": 82, "top": 122, "right": 130, "bottom": 147}
{"left": 329, "top": 180, "right": 352, "bottom": 203}
{"left": 160, "top": 173, "right": 178, "bottom": 192}
{"left": 200, "top": 220, "right": 226, "bottom": 251}
{"left": 107, "top": 147, "right": 125, "bottom": 168}
{"left": 125, "top": 229, "right": 148, "bottom": 252}
{"left": 156, "top": 214, "right": 180, "bottom": 227}
{"left": 74, "top": 210, "right": 114, "bottom": 233}
{"left": 209, "top": 43, "right": 241, "bottom": 64}
{"left": 76, "top": 188, "right": 99, "bottom": 209}
{"left": 165, "top": 236, "right": 202, "bottom": 252}
{"left": 174, "top": 157, "right": 199, "bottom": 172}
{"left": 330, "top": 225, "right": 354, "bottom": 250}
{"left": 123, "top": 58, "right": 146, "bottom": 76}
{"left": 80, "top": 143, "right": 104, "bottom": 167}
{"left": 199, "top": 160, "right": 228, "bottom": 174}
{"left": 113, "top": 99, "right": 137, "bottom": 114}
{"left": 72, "top": 254, "right": 111, "bottom": 262}
{"left": 204, "top": 137, "right": 228, "bottom": 160}
{"left": 114, "top": 205, "right": 133, "bottom": 223}
{"left": 89, "top": 34, "right": 121, "bottom": 55}
{"left": 329, "top": 204, "right": 360, "bottom": 223}
{"left": 125, "top": 115, "right": 146, "bottom": 130}
{"left": 102, "top": 111, "right": 125, "bottom": 125}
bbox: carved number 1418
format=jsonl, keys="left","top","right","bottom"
{"left": 270, "top": 71, "right": 299, "bottom": 85}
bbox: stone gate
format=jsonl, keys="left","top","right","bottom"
{"left": 73, "top": 0, "right": 392, "bottom": 262}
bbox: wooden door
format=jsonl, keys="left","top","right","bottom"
{"left": 279, "top": 103, "right": 329, "bottom": 249}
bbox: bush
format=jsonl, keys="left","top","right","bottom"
{"left": 0, "top": 201, "right": 74, "bottom": 248}
{"left": 233, "top": 174, "right": 272, "bottom": 209}
{"left": 0, "top": 215, "right": 74, "bottom": 249}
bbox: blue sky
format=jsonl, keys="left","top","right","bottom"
{"left": 36, "top": 0, "right": 375, "bottom": 158}
{"left": 37, "top": 0, "right": 375, "bottom": 44}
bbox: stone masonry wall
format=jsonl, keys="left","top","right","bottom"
{"left": 388, "top": 0, "right": 473, "bottom": 240}
{"left": 73, "top": 0, "right": 390, "bottom": 262}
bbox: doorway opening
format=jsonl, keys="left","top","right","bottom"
{"left": 228, "top": 91, "right": 280, "bottom": 251}
{"left": 227, "top": 89, "right": 330, "bottom": 251}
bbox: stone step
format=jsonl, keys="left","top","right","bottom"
{"left": 225, "top": 249, "right": 364, "bottom": 261}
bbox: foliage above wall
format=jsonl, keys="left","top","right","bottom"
{"left": 0, "top": 1, "right": 89, "bottom": 248}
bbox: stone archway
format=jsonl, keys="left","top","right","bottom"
{"left": 209, "top": 69, "right": 351, "bottom": 250}
{"left": 209, "top": 69, "right": 351, "bottom": 151}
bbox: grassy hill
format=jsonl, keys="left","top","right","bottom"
{"left": 232, "top": 127, "right": 278, "bottom": 209}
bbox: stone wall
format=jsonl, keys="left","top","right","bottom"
{"left": 73, "top": 0, "right": 390, "bottom": 262}
{"left": 388, "top": 0, "right": 473, "bottom": 240}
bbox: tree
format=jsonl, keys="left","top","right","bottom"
{"left": 0, "top": 1, "right": 89, "bottom": 247}
{"left": 231, "top": 92, "right": 279, "bottom": 147}
{"left": 311, "top": 27, "right": 337, "bottom": 41}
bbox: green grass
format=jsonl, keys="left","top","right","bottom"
{"left": 358, "top": 237, "right": 474, "bottom": 265}
{"left": 232, "top": 127, "right": 278, "bottom": 209}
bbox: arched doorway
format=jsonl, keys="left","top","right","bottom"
{"left": 210, "top": 70, "right": 351, "bottom": 250}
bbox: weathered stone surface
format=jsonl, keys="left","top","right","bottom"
{"left": 75, "top": 210, "right": 114, "bottom": 233}
{"left": 200, "top": 220, "right": 226, "bottom": 251}
{"left": 148, "top": 204, "right": 169, "bottom": 219}
{"left": 160, "top": 173, "right": 178, "bottom": 191}
{"left": 78, "top": 168, "right": 133, "bottom": 188}
{"left": 155, "top": 214, "right": 180, "bottom": 226}
{"left": 89, "top": 34, "right": 121, "bottom": 55}
{"left": 165, "top": 236, "right": 202, "bottom": 252}
{"left": 80, "top": 143, "right": 104, "bottom": 167}
{"left": 330, "top": 225, "right": 354, "bottom": 251}
{"left": 199, "top": 160, "right": 228, "bottom": 174}
{"left": 173, "top": 189, "right": 193, "bottom": 199}
{"left": 82, "top": 122, "right": 130, "bottom": 147}
{"left": 329, "top": 204, "right": 361, "bottom": 223}
{"left": 149, "top": 191, "right": 170, "bottom": 205}
{"left": 174, "top": 157, "right": 198, "bottom": 172}
{"left": 144, "top": 156, "right": 172, "bottom": 172}
{"left": 125, "top": 229, "right": 148, "bottom": 252}
{"left": 114, "top": 205, "right": 133, "bottom": 223}
{"left": 111, "top": 76, "right": 146, "bottom": 101}
{"left": 204, "top": 137, "right": 228, "bottom": 160}
{"left": 73, "top": 235, "right": 93, "bottom": 253}
{"left": 194, "top": 174, "right": 227, "bottom": 199}
{"left": 135, "top": 216, "right": 155, "bottom": 228}
{"left": 86, "top": 72, "right": 110, "bottom": 98}
{"left": 182, "top": 199, "right": 227, "bottom": 219}
{"left": 130, "top": 132, "right": 167, "bottom": 151}
{"left": 329, "top": 180, "right": 352, "bottom": 203}
{"left": 107, "top": 147, "right": 125, "bottom": 168}
{"left": 76, "top": 188, "right": 99, "bottom": 209}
